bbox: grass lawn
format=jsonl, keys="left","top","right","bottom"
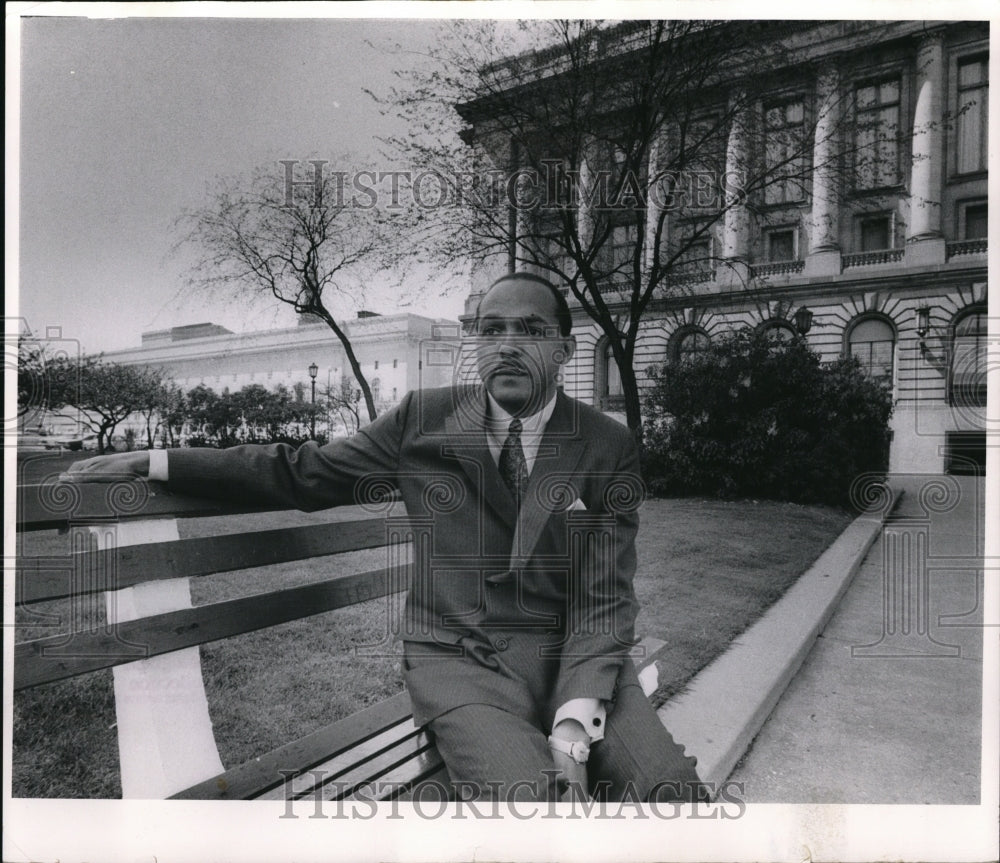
{"left": 12, "top": 497, "right": 851, "bottom": 798}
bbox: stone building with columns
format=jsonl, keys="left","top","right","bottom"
{"left": 458, "top": 20, "right": 988, "bottom": 474}
{"left": 98, "top": 312, "right": 461, "bottom": 439}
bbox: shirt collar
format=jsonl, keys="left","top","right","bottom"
{"left": 485, "top": 391, "right": 558, "bottom": 436}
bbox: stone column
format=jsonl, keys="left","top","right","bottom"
{"left": 906, "top": 32, "right": 947, "bottom": 265}
{"left": 805, "top": 63, "right": 844, "bottom": 276}
{"left": 718, "top": 97, "right": 751, "bottom": 288}
{"left": 577, "top": 137, "right": 596, "bottom": 251}
{"left": 644, "top": 124, "right": 670, "bottom": 276}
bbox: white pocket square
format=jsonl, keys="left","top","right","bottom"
{"left": 565, "top": 498, "right": 587, "bottom": 512}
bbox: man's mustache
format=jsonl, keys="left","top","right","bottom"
{"left": 484, "top": 356, "right": 538, "bottom": 376}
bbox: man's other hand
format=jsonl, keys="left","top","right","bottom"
{"left": 63, "top": 452, "right": 150, "bottom": 482}
{"left": 550, "top": 718, "right": 590, "bottom": 802}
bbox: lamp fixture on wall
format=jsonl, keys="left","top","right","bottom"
{"left": 916, "top": 306, "right": 932, "bottom": 340}
{"left": 793, "top": 307, "right": 814, "bottom": 336}
{"left": 915, "top": 305, "right": 947, "bottom": 370}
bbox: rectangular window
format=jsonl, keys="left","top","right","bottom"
{"left": 598, "top": 223, "right": 639, "bottom": 283}
{"left": 675, "top": 237, "right": 712, "bottom": 273}
{"left": 680, "top": 115, "right": 725, "bottom": 209}
{"left": 858, "top": 214, "right": 893, "bottom": 251}
{"left": 765, "top": 227, "right": 797, "bottom": 261}
{"left": 374, "top": 360, "right": 379, "bottom": 370}
{"left": 945, "top": 431, "right": 986, "bottom": 476}
{"left": 854, "top": 77, "right": 901, "bottom": 189}
{"left": 952, "top": 312, "right": 987, "bottom": 408}
{"left": 956, "top": 55, "right": 988, "bottom": 175}
{"left": 392, "top": 359, "right": 398, "bottom": 369}
{"left": 545, "top": 234, "right": 575, "bottom": 282}
{"left": 764, "top": 99, "right": 807, "bottom": 205}
{"left": 962, "top": 201, "right": 989, "bottom": 240}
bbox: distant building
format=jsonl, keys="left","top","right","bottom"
{"left": 107, "top": 312, "right": 461, "bottom": 409}
{"left": 458, "top": 19, "right": 988, "bottom": 475}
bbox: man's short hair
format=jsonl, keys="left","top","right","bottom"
{"left": 475, "top": 272, "right": 573, "bottom": 337}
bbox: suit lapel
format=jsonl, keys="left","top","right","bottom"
{"left": 509, "top": 391, "right": 586, "bottom": 569}
{"left": 443, "top": 386, "right": 518, "bottom": 531}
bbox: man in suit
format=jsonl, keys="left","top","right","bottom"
{"left": 68, "top": 273, "right": 700, "bottom": 803}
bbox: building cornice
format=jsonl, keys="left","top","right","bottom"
{"left": 638, "top": 263, "right": 989, "bottom": 317}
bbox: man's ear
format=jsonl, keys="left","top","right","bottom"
{"left": 558, "top": 335, "right": 576, "bottom": 366}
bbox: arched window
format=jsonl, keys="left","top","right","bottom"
{"left": 595, "top": 339, "right": 624, "bottom": 410}
{"left": 951, "top": 307, "right": 987, "bottom": 407}
{"left": 757, "top": 320, "right": 796, "bottom": 345}
{"left": 670, "top": 326, "right": 711, "bottom": 362}
{"left": 847, "top": 316, "right": 896, "bottom": 385}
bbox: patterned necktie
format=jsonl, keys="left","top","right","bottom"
{"left": 498, "top": 418, "right": 529, "bottom": 504}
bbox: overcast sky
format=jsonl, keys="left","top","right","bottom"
{"left": 15, "top": 14, "right": 464, "bottom": 354}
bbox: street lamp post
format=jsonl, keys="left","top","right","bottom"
{"left": 308, "top": 362, "right": 318, "bottom": 440}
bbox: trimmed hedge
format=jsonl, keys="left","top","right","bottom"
{"left": 642, "top": 329, "right": 893, "bottom": 506}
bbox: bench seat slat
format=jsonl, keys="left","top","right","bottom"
{"left": 15, "top": 565, "right": 412, "bottom": 689}
{"left": 391, "top": 765, "right": 451, "bottom": 801}
{"left": 262, "top": 727, "right": 439, "bottom": 803}
{"left": 170, "top": 691, "right": 414, "bottom": 800}
{"left": 317, "top": 733, "right": 440, "bottom": 802}
{"left": 260, "top": 718, "right": 423, "bottom": 800}
{"left": 355, "top": 749, "right": 448, "bottom": 801}
{"left": 17, "top": 518, "right": 400, "bottom": 604}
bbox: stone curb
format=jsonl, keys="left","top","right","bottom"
{"left": 656, "top": 489, "right": 902, "bottom": 792}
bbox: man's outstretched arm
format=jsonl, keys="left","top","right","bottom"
{"left": 64, "top": 391, "right": 414, "bottom": 511}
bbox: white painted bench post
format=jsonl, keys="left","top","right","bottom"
{"left": 94, "top": 519, "right": 225, "bottom": 799}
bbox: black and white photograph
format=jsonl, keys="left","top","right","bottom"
{"left": 6, "top": 3, "right": 997, "bottom": 861}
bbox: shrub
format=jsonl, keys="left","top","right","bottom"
{"left": 642, "top": 328, "right": 893, "bottom": 506}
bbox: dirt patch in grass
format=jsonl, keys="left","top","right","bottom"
{"left": 12, "top": 498, "right": 851, "bottom": 797}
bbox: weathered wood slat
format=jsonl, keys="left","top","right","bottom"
{"left": 316, "top": 731, "right": 439, "bottom": 802}
{"left": 16, "top": 481, "right": 281, "bottom": 530}
{"left": 389, "top": 765, "right": 451, "bottom": 801}
{"left": 259, "top": 718, "right": 424, "bottom": 801}
{"left": 15, "top": 564, "right": 412, "bottom": 689}
{"left": 17, "top": 480, "right": 401, "bottom": 531}
{"left": 170, "top": 691, "right": 414, "bottom": 800}
{"left": 17, "top": 518, "right": 403, "bottom": 604}
{"left": 361, "top": 750, "right": 449, "bottom": 801}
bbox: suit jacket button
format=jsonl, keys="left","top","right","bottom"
{"left": 494, "top": 638, "right": 509, "bottom": 651}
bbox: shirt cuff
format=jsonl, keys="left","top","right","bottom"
{"left": 553, "top": 697, "right": 606, "bottom": 743}
{"left": 147, "top": 449, "right": 169, "bottom": 481}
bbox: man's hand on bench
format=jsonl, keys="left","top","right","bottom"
{"left": 63, "top": 452, "right": 150, "bottom": 482}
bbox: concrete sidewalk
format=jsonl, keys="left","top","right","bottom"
{"left": 726, "top": 475, "right": 987, "bottom": 803}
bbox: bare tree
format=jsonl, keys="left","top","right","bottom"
{"left": 373, "top": 19, "right": 901, "bottom": 436}
{"left": 176, "top": 160, "right": 388, "bottom": 422}
{"left": 41, "top": 355, "right": 166, "bottom": 453}
{"left": 320, "top": 377, "right": 364, "bottom": 437}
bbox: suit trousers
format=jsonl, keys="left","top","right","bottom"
{"left": 403, "top": 633, "right": 702, "bottom": 803}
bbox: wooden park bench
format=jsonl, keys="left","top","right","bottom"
{"left": 14, "top": 463, "right": 666, "bottom": 802}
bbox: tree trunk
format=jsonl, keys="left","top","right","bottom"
{"left": 620, "top": 362, "right": 644, "bottom": 445}
{"left": 314, "top": 307, "right": 377, "bottom": 422}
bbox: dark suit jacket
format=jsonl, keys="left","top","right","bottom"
{"left": 165, "top": 385, "right": 643, "bottom": 721}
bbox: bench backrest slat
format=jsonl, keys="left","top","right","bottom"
{"left": 16, "top": 481, "right": 282, "bottom": 530}
{"left": 17, "top": 518, "right": 401, "bottom": 604}
{"left": 15, "top": 564, "right": 412, "bottom": 689}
